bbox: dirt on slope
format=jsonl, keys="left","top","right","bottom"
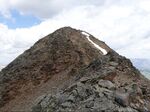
{"left": 0, "top": 27, "right": 111, "bottom": 111}
{"left": 0, "top": 27, "right": 149, "bottom": 112}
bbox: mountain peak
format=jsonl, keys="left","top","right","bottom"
{"left": 0, "top": 27, "right": 150, "bottom": 111}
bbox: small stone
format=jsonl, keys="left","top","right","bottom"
{"left": 146, "top": 101, "right": 150, "bottom": 110}
{"left": 85, "top": 101, "right": 94, "bottom": 108}
{"left": 32, "top": 104, "right": 42, "bottom": 112}
{"left": 117, "top": 107, "right": 138, "bottom": 112}
{"left": 34, "top": 94, "right": 46, "bottom": 106}
{"left": 76, "top": 82, "right": 84, "bottom": 87}
{"left": 76, "top": 85, "right": 87, "bottom": 98}
{"left": 115, "top": 92, "right": 129, "bottom": 107}
{"left": 130, "top": 103, "right": 137, "bottom": 108}
{"left": 138, "top": 99, "right": 144, "bottom": 104}
{"left": 99, "top": 92, "right": 104, "bottom": 97}
{"left": 61, "top": 102, "right": 72, "bottom": 108}
{"left": 109, "top": 62, "right": 118, "bottom": 66}
{"left": 94, "top": 84, "right": 112, "bottom": 93}
{"left": 92, "top": 97, "right": 115, "bottom": 111}
{"left": 108, "top": 66, "right": 116, "bottom": 71}
{"left": 132, "top": 84, "right": 142, "bottom": 96}
{"left": 40, "top": 94, "right": 53, "bottom": 108}
{"left": 98, "top": 79, "right": 115, "bottom": 89}
{"left": 56, "top": 94, "right": 68, "bottom": 104}
{"left": 135, "top": 103, "right": 140, "bottom": 108}
{"left": 72, "top": 90, "right": 78, "bottom": 96}
{"left": 80, "top": 77, "right": 90, "bottom": 83}
{"left": 144, "top": 107, "right": 149, "bottom": 112}
{"left": 102, "top": 71, "right": 117, "bottom": 82}
{"left": 79, "top": 107, "right": 92, "bottom": 112}
{"left": 67, "top": 94, "right": 75, "bottom": 102}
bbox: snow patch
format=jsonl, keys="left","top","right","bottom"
{"left": 81, "top": 32, "right": 90, "bottom": 37}
{"left": 81, "top": 31, "right": 107, "bottom": 55}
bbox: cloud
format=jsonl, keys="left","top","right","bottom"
{"left": 0, "top": 0, "right": 12, "bottom": 18}
{"left": 0, "top": 0, "right": 150, "bottom": 66}
{"left": 0, "top": 0, "right": 106, "bottom": 19}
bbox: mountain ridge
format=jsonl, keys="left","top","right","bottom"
{"left": 0, "top": 27, "right": 150, "bottom": 112}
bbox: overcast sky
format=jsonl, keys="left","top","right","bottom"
{"left": 0, "top": 0, "right": 150, "bottom": 66}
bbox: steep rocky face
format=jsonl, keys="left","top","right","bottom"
{"left": 32, "top": 52, "right": 150, "bottom": 112}
{"left": 0, "top": 27, "right": 150, "bottom": 112}
{"left": 0, "top": 27, "right": 112, "bottom": 109}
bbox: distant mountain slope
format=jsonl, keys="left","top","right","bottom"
{"left": 140, "top": 70, "right": 150, "bottom": 79}
{"left": 0, "top": 66, "right": 5, "bottom": 71}
{"left": 0, "top": 67, "right": 2, "bottom": 71}
{"left": 131, "top": 59, "right": 150, "bottom": 79}
{"left": 131, "top": 59, "right": 150, "bottom": 70}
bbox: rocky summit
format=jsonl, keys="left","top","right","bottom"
{"left": 0, "top": 27, "right": 150, "bottom": 112}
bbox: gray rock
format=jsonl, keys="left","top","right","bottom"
{"left": 92, "top": 97, "right": 116, "bottom": 111}
{"left": 61, "top": 102, "right": 72, "bottom": 108}
{"left": 98, "top": 79, "right": 115, "bottom": 89}
{"left": 32, "top": 104, "right": 42, "bottom": 112}
{"left": 109, "top": 62, "right": 118, "bottom": 66}
{"left": 33, "top": 94, "right": 46, "bottom": 106}
{"left": 72, "top": 90, "right": 78, "bottom": 96}
{"left": 85, "top": 101, "right": 94, "bottom": 108}
{"left": 77, "top": 107, "right": 92, "bottom": 112}
{"left": 83, "top": 95, "right": 94, "bottom": 103}
{"left": 108, "top": 66, "right": 116, "bottom": 71}
{"left": 67, "top": 94, "right": 75, "bottom": 102}
{"left": 75, "top": 82, "right": 93, "bottom": 99}
{"left": 94, "top": 84, "right": 112, "bottom": 94}
{"left": 79, "top": 77, "right": 90, "bottom": 83}
{"left": 115, "top": 92, "right": 129, "bottom": 107}
{"left": 146, "top": 100, "right": 150, "bottom": 111}
{"left": 117, "top": 107, "right": 138, "bottom": 112}
{"left": 56, "top": 94, "right": 68, "bottom": 104}
{"left": 76, "top": 85, "right": 87, "bottom": 98}
{"left": 131, "top": 84, "right": 143, "bottom": 96}
{"left": 40, "top": 94, "right": 53, "bottom": 108}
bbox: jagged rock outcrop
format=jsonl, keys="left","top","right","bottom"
{"left": 0, "top": 27, "right": 150, "bottom": 112}
{"left": 32, "top": 52, "right": 150, "bottom": 112}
